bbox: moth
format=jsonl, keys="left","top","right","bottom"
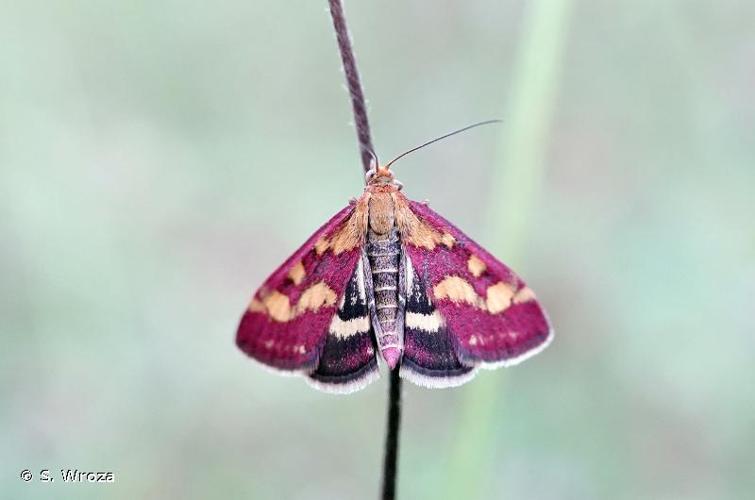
{"left": 236, "top": 122, "right": 553, "bottom": 393}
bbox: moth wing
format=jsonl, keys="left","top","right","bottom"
{"left": 400, "top": 198, "right": 552, "bottom": 379}
{"left": 400, "top": 254, "right": 477, "bottom": 388}
{"left": 237, "top": 200, "right": 378, "bottom": 393}
{"left": 308, "top": 257, "right": 379, "bottom": 393}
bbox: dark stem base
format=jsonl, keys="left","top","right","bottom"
{"left": 381, "top": 368, "right": 402, "bottom": 500}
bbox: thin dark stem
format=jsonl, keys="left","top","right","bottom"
{"left": 327, "top": 3, "right": 401, "bottom": 498}
{"left": 328, "top": 0, "right": 375, "bottom": 174}
{"left": 381, "top": 368, "right": 402, "bottom": 500}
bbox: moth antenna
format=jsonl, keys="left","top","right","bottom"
{"left": 384, "top": 119, "right": 502, "bottom": 170}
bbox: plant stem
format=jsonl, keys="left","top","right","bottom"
{"left": 328, "top": 0, "right": 375, "bottom": 174}
{"left": 327, "top": 1, "right": 402, "bottom": 499}
{"left": 381, "top": 368, "right": 402, "bottom": 500}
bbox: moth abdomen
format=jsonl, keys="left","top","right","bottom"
{"left": 366, "top": 226, "right": 403, "bottom": 368}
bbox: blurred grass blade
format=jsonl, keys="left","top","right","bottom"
{"left": 445, "top": 0, "right": 573, "bottom": 498}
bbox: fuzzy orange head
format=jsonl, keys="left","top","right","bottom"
{"left": 375, "top": 165, "right": 392, "bottom": 178}
{"left": 365, "top": 162, "right": 402, "bottom": 191}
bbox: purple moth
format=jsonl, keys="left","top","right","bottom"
{"left": 236, "top": 123, "right": 553, "bottom": 393}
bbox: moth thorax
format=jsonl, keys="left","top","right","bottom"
{"left": 368, "top": 193, "right": 395, "bottom": 236}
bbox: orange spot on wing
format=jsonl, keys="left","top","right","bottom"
{"left": 288, "top": 261, "right": 306, "bottom": 285}
{"left": 255, "top": 282, "right": 338, "bottom": 323}
{"left": 432, "top": 277, "right": 526, "bottom": 315}
{"left": 467, "top": 255, "right": 486, "bottom": 277}
{"left": 513, "top": 286, "right": 537, "bottom": 304}
{"left": 485, "top": 282, "right": 516, "bottom": 314}
{"left": 433, "top": 276, "right": 481, "bottom": 306}
{"left": 297, "top": 282, "right": 337, "bottom": 313}
{"left": 263, "top": 291, "right": 292, "bottom": 322}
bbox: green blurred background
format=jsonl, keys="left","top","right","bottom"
{"left": 2, "top": 1, "right": 753, "bottom": 499}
